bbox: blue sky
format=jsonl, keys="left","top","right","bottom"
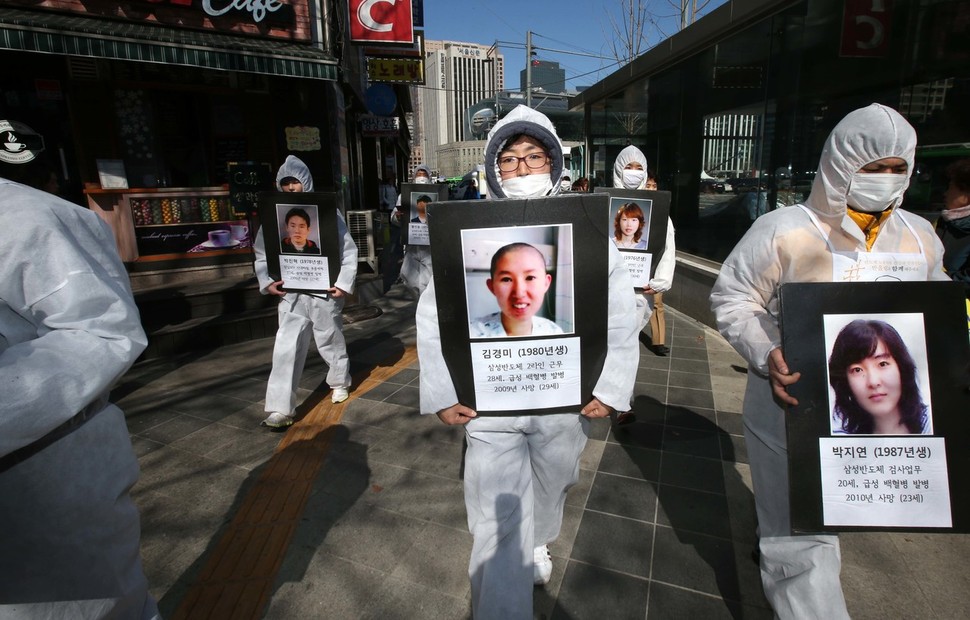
{"left": 420, "top": 0, "right": 723, "bottom": 91}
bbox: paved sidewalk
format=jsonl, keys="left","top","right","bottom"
{"left": 114, "top": 285, "right": 970, "bottom": 619}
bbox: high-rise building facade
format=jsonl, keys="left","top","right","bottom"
{"left": 417, "top": 40, "right": 503, "bottom": 174}
{"left": 520, "top": 60, "right": 566, "bottom": 94}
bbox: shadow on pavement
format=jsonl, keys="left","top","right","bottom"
{"left": 608, "top": 394, "right": 767, "bottom": 618}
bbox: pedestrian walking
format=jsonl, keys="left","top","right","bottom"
{"left": 254, "top": 156, "right": 358, "bottom": 429}
{"left": 416, "top": 105, "right": 638, "bottom": 618}
{"left": 710, "top": 103, "right": 948, "bottom": 619}
{"left": 613, "top": 145, "right": 676, "bottom": 356}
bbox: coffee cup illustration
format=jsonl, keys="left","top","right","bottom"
{"left": 0, "top": 124, "right": 43, "bottom": 164}
{"left": 230, "top": 224, "right": 249, "bottom": 241}
{"left": 208, "top": 230, "right": 231, "bottom": 247}
{"left": 3, "top": 132, "right": 25, "bottom": 152}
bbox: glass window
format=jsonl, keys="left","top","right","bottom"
{"left": 583, "top": 0, "right": 970, "bottom": 263}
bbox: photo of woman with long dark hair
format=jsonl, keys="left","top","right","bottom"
{"left": 828, "top": 319, "right": 930, "bottom": 435}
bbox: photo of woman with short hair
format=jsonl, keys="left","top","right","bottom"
{"left": 469, "top": 242, "right": 564, "bottom": 338}
{"left": 828, "top": 319, "right": 930, "bottom": 435}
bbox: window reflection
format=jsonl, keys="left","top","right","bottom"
{"left": 579, "top": 0, "right": 968, "bottom": 263}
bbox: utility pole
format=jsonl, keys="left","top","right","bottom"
{"left": 487, "top": 40, "right": 499, "bottom": 117}
{"left": 526, "top": 30, "right": 533, "bottom": 108}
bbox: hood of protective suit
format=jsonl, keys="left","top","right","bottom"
{"left": 613, "top": 145, "right": 649, "bottom": 189}
{"left": 413, "top": 164, "right": 432, "bottom": 181}
{"left": 276, "top": 155, "right": 314, "bottom": 192}
{"left": 484, "top": 105, "right": 564, "bottom": 199}
{"left": 806, "top": 103, "right": 916, "bottom": 218}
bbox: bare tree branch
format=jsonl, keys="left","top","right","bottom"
{"left": 605, "top": 0, "right": 719, "bottom": 66}
{"left": 602, "top": 0, "right": 721, "bottom": 141}
{"left": 669, "top": 0, "right": 716, "bottom": 29}
{"left": 605, "top": 0, "right": 652, "bottom": 65}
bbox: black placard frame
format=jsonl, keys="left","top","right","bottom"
{"left": 428, "top": 194, "right": 613, "bottom": 416}
{"left": 780, "top": 281, "right": 970, "bottom": 533}
{"left": 594, "top": 188, "right": 671, "bottom": 285}
{"left": 257, "top": 191, "right": 342, "bottom": 294}
{"left": 400, "top": 183, "right": 449, "bottom": 245}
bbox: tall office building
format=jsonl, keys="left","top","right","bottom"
{"left": 521, "top": 60, "right": 566, "bottom": 94}
{"left": 416, "top": 40, "right": 503, "bottom": 174}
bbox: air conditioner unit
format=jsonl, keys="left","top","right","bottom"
{"left": 347, "top": 210, "right": 377, "bottom": 273}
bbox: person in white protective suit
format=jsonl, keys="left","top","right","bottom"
{"left": 613, "top": 145, "right": 676, "bottom": 357}
{"left": 392, "top": 164, "right": 435, "bottom": 297}
{"left": 709, "top": 103, "right": 948, "bottom": 619}
{"left": 0, "top": 176, "right": 159, "bottom": 619}
{"left": 416, "top": 105, "right": 639, "bottom": 618}
{"left": 254, "top": 156, "right": 358, "bottom": 429}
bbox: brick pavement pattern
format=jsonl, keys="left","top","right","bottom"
{"left": 114, "top": 286, "right": 970, "bottom": 619}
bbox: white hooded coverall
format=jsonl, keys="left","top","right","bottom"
{"left": 0, "top": 178, "right": 158, "bottom": 618}
{"left": 417, "top": 105, "right": 639, "bottom": 619}
{"left": 396, "top": 164, "right": 434, "bottom": 297}
{"left": 710, "top": 104, "right": 948, "bottom": 619}
{"left": 254, "top": 156, "right": 358, "bottom": 414}
{"left": 611, "top": 145, "right": 676, "bottom": 332}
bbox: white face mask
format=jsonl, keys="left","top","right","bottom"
{"left": 414, "top": 176, "right": 431, "bottom": 184}
{"left": 561, "top": 180, "right": 571, "bottom": 191}
{"left": 501, "top": 174, "right": 553, "bottom": 198}
{"left": 846, "top": 173, "right": 908, "bottom": 213}
{"left": 622, "top": 169, "right": 646, "bottom": 189}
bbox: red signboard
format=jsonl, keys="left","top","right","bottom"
{"left": 840, "top": 0, "right": 893, "bottom": 58}
{"left": 349, "top": 0, "right": 414, "bottom": 44}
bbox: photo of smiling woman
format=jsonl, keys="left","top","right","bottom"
{"left": 826, "top": 317, "right": 932, "bottom": 435}
{"left": 462, "top": 224, "right": 574, "bottom": 339}
{"left": 612, "top": 202, "right": 649, "bottom": 250}
{"left": 471, "top": 242, "right": 562, "bottom": 337}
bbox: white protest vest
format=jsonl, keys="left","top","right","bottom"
{"left": 798, "top": 205, "right": 928, "bottom": 282}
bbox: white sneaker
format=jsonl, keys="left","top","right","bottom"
{"left": 331, "top": 387, "right": 350, "bottom": 403}
{"left": 533, "top": 545, "right": 552, "bottom": 585}
{"left": 260, "top": 411, "right": 294, "bottom": 429}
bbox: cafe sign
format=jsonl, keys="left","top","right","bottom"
{"left": 201, "top": 0, "right": 286, "bottom": 24}
{"left": 0, "top": 120, "right": 44, "bottom": 165}
{"left": 14, "top": 0, "right": 298, "bottom": 29}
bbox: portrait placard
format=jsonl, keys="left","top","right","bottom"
{"left": 780, "top": 281, "right": 970, "bottom": 532}
{"left": 428, "top": 194, "right": 612, "bottom": 415}
{"left": 400, "top": 183, "right": 448, "bottom": 246}
{"left": 594, "top": 189, "right": 671, "bottom": 288}
{"left": 257, "top": 192, "right": 341, "bottom": 294}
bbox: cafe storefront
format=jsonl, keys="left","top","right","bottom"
{"left": 0, "top": 1, "right": 365, "bottom": 286}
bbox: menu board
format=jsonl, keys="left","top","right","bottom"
{"left": 227, "top": 161, "right": 273, "bottom": 220}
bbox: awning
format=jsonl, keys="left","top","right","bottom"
{"left": 0, "top": 8, "right": 338, "bottom": 81}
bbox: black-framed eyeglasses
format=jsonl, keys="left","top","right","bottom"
{"left": 498, "top": 152, "right": 549, "bottom": 172}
